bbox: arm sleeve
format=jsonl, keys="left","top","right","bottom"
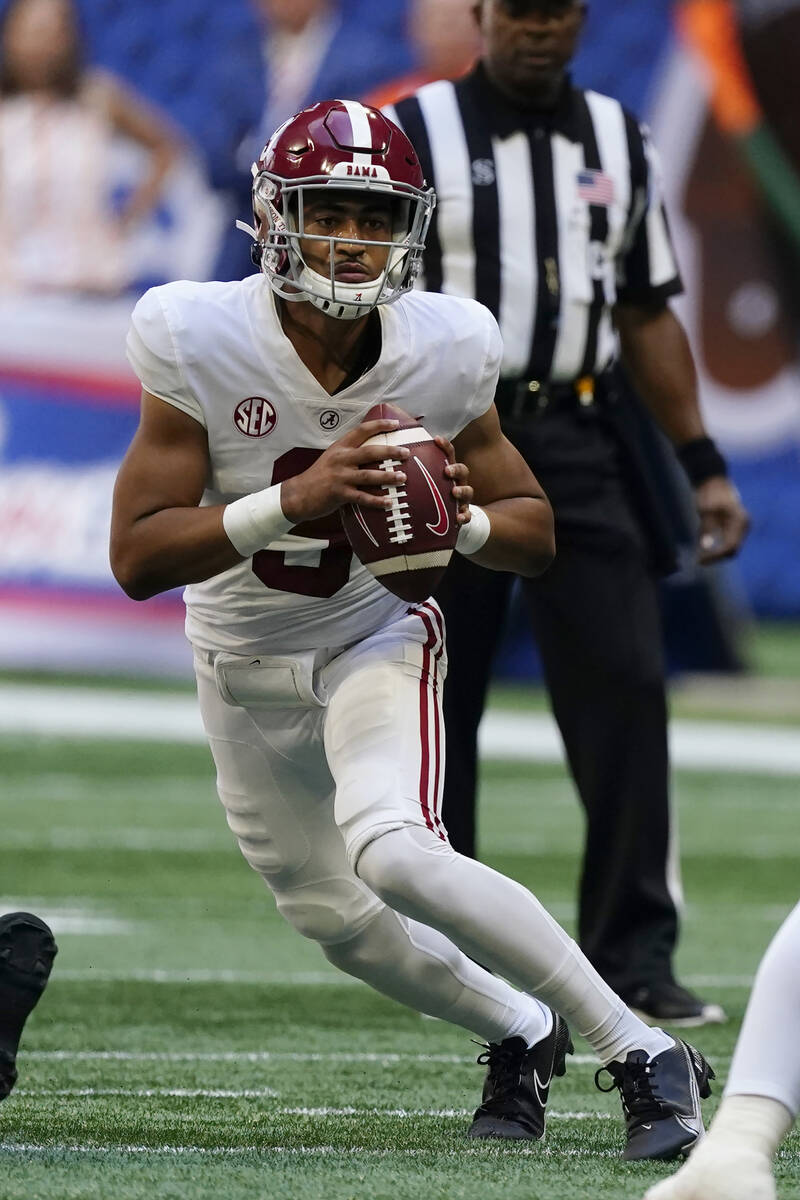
{"left": 617, "top": 124, "right": 684, "bottom": 307}
{"left": 126, "top": 289, "right": 206, "bottom": 426}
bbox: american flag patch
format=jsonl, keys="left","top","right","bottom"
{"left": 577, "top": 169, "right": 616, "bottom": 207}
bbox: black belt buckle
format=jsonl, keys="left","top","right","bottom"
{"left": 496, "top": 374, "right": 603, "bottom": 420}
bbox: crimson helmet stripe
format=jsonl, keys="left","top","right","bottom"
{"left": 341, "top": 99, "right": 376, "bottom": 168}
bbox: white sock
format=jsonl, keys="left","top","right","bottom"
{"left": 356, "top": 826, "right": 670, "bottom": 1065}
{"left": 505, "top": 997, "right": 553, "bottom": 1047}
{"left": 706, "top": 1095, "right": 794, "bottom": 1161}
{"left": 589, "top": 1009, "right": 674, "bottom": 1065}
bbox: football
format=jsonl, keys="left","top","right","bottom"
{"left": 340, "top": 403, "right": 459, "bottom": 603}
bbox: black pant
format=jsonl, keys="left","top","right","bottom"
{"left": 435, "top": 399, "right": 680, "bottom": 994}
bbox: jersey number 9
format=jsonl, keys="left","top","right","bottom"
{"left": 251, "top": 448, "right": 353, "bottom": 598}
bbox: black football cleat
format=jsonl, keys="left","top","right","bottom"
{"left": 622, "top": 979, "right": 727, "bottom": 1028}
{"left": 468, "top": 1013, "right": 573, "bottom": 1140}
{"left": 595, "top": 1039, "right": 715, "bottom": 1161}
{"left": 0, "top": 912, "right": 57, "bottom": 1100}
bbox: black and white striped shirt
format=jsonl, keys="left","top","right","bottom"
{"left": 386, "top": 66, "right": 683, "bottom": 384}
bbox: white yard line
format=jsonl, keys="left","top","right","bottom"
{"left": 0, "top": 686, "right": 203, "bottom": 744}
{"left": 3, "top": 830, "right": 229, "bottom": 853}
{"left": 0, "top": 901, "right": 136, "bottom": 937}
{"left": 12, "top": 827, "right": 800, "bottom": 861}
{"left": 2, "top": 1141, "right": 797, "bottom": 1162}
{"left": 19, "top": 1050, "right": 600, "bottom": 1067}
{"left": 53, "top": 969, "right": 360, "bottom": 985}
{"left": 15, "top": 1088, "right": 278, "bottom": 1099}
{"left": 483, "top": 712, "right": 800, "bottom": 775}
{"left": 0, "top": 1141, "right": 618, "bottom": 1159}
{"left": 1, "top": 684, "right": 798, "bottom": 774}
{"left": 8, "top": 825, "right": 800, "bottom": 858}
{"left": 12, "top": 1094, "right": 617, "bottom": 1119}
{"left": 47, "top": 967, "right": 757, "bottom": 989}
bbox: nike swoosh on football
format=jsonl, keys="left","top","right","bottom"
{"left": 414, "top": 455, "right": 450, "bottom": 536}
{"left": 351, "top": 504, "right": 379, "bottom": 548}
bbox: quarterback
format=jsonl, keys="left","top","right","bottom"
{"left": 112, "top": 99, "right": 712, "bottom": 1156}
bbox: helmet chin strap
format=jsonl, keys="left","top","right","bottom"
{"left": 295, "top": 262, "right": 383, "bottom": 321}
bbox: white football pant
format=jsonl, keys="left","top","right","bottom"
{"left": 195, "top": 602, "right": 664, "bottom": 1063}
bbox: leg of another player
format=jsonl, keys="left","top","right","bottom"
{"left": 643, "top": 901, "right": 800, "bottom": 1200}
{"left": 0, "top": 912, "right": 57, "bottom": 1099}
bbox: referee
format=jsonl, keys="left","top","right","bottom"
{"left": 386, "top": 0, "right": 749, "bottom": 1025}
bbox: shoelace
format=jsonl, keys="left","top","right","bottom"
{"left": 595, "top": 1060, "right": 664, "bottom": 1121}
{"left": 474, "top": 1041, "right": 526, "bottom": 1106}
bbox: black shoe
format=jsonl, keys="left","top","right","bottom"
{"left": 468, "top": 1013, "right": 573, "bottom": 1141}
{"left": 0, "top": 912, "right": 57, "bottom": 1100}
{"left": 621, "top": 980, "right": 727, "bottom": 1028}
{"left": 595, "top": 1039, "right": 715, "bottom": 1161}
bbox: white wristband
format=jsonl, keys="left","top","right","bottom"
{"left": 456, "top": 505, "right": 491, "bottom": 557}
{"left": 222, "top": 484, "right": 293, "bottom": 558}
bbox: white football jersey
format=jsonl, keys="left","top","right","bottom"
{"left": 126, "top": 274, "right": 501, "bottom": 655}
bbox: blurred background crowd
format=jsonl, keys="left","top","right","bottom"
{"left": 0, "top": 0, "right": 798, "bottom": 682}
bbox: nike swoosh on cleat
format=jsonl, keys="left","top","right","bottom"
{"left": 532, "top": 1067, "right": 553, "bottom": 1109}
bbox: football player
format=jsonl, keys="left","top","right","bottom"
{"left": 643, "top": 901, "right": 800, "bottom": 1199}
{"left": 112, "top": 98, "right": 713, "bottom": 1156}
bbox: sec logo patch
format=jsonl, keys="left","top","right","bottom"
{"left": 234, "top": 397, "right": 277, "bottom": 438}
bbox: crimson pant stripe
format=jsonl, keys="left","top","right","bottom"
{"left": 419, "top": 602, "right": 447, "bottom": 837}
{"left": 432, "top": 681, "right": 446, "bottom": 837}
{"left": 409, "top": 605, "right": 437, "bottom": 835}
{"left": 430, "top": 672, "right": 445, "bottom": 838}
{"left": 419, "top": 601, "right": 446, "bottom": 834}
{"left": 415, "top": 604, "right": 447, "bottom": 841}
{"left": 417, "top": 637, "right": 435, "bottom": 836}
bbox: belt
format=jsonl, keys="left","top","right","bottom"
{"left": 494, "top": 373, "right": 610, "bottom": 420}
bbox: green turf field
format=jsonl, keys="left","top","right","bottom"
{"left": 1, "top": 702, "right": 799, "bottom": 1198}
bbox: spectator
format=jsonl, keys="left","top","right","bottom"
{"left": 253, "top": 0, "right": 416, "bottom": 135}
{"left": 217, "top": 0, "right": 416, "bottom": 280}
{"left": 0, "top": 0, "right": 180, "bottom": 293}
{"left": 256, "top": 0, "right": 342, "bottom": 137}
{"left": 368, "top": 0, "right": 480, "bottom": 109}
